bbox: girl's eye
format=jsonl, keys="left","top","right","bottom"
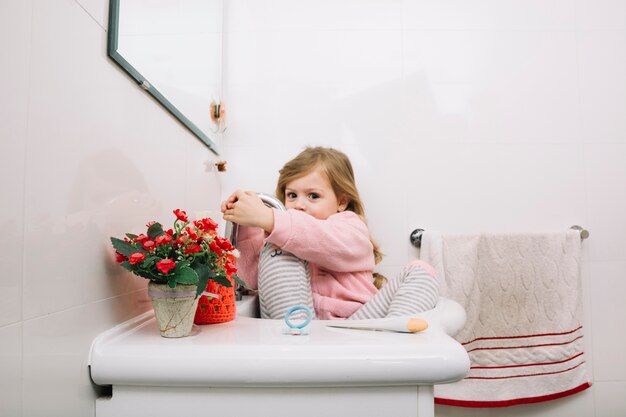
{"left": 287, "top": 192, "right": 297, "bottom": 199}
{"left": 308, "top": 193, "right": 319, "bottom": 200}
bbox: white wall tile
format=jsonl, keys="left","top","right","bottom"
{"left": 0, "top": 323, "right": 22, "bottom": 417}
{"left": 327, "top": 0, "right": 402, "bottom": 30}
{"left": 343, "top": 145, "right": 411, "bottom": 269}
{"left": 0, "top": 0, "right": 30, "bottom": 327}
{"left": 402, "top": 0, "right": 515, "bottom": 30}
{"left": 405, "top": 143, "right": 586, "bottom": 234}
{"left": 402, "top": 0, "right": 576, "bottom": 31}
{"left": 75, "top": 0, "right": 108, "bottom": 30}
{"left": 594, "top": 381, "right": 626, "bottom": 417}
{"left": 223, "top": 82, "right": 349, "bottom": 148}
{"left": 588, "top": 261, "right": 626, "bottom": 382}
{"left": 221, "top": 145, "right": 293, "bottom": 195}
{"left": 22, "top": 0, "right": 215, "bottom": 319}
{"left": 184, "top": 138, "right": 224, "bottom": 218}
{"left": 578, "top": 30, "right": 626, "bottom": 144}
{"left": 227, "top": 0, "right": 401, "bottom": 32}
{"left": 22, "top": 291, "right": 150, "bottom": 417}
{"left": 584, "top": 144, "right": 626, "bottom": 262}
{"left": 336, "top": 30, "right": 403, "bottom": 95}
{"left": 403, "top": 29, "right": 581, "bottom": 144}
{"left": 576, "top": 0, "right": 626, "bottom": 29}
{"left": 224, "top": 0, "right": 277, "bottom": 32}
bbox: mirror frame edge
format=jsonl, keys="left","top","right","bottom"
{"left": 107, "top": 0, "right": 220, "bottom": 155}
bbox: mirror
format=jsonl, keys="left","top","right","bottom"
{"left": 107, "top": 0, "right": 223, "bottom": 154}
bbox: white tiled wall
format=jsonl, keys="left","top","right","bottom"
{"left": 0, "top": 0, "right": 224, "bottom": 415}
{"left": 1, "top": 0, "right": 625, "bottom": 416}
{"left": 221, "top": 1, "right": 626, "bottom": 417}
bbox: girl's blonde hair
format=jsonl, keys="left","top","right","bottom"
{"left": 275, "top": 147, "right": 387, "bottom": 289}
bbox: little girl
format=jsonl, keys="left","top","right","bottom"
{"left": 221, "top": 147, "right": 439, "bottom": 320}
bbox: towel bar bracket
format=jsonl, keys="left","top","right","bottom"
{"left": 570, "top": 225, "right": 590, "bottom": 240}
{"left": 409, "top": 229, "right": 424, "bottom": 249}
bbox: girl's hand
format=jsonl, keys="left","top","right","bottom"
{"left": 220, "top": 191, "right": 239, "bottom": 213}
{"left": 222, "top": 190, "right": 274, "bottom": 233}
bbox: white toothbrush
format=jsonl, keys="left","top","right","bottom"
{"left": 326, "top": 317, "right": 428, "bottom": 333}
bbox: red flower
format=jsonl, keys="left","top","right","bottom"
{"left": 155, "top": 234, "right": 172, "bottom": 245}
{"left": 156, "top": 258, "right": 176, "bottom": 274}
{"left": 195, "top": 218, "right": 218, "bottom": 232}
{"left": 173, "top": 209, "right": 188, "bottom": 222}
{"left": 216, "top": 236, "right": 234, "bottom": 251}
{"left": 112, "top": 210, "right": 238, "bottom": 290}
{"left": 134, "top": 234, "right": 148, "bottom": 243}
{"left": 129, "top": 252, "right": 146, "bottom": 265}
{"left": 174, "top": 234, "right": 189, "bottom": 248}
{"left": 204, "top": 218, "right": 218, "bottom": 231}
{"left": 184, "top": 242, "right": 202, "bottom": 254}
{"left": 186, "top": 226, "right": 199, "bottom": 241}
{"left": 209, "top": 240, "right": 223, "bottom": 256}
{"left": 224, "top": 260, "right": 237, "bottom": 275}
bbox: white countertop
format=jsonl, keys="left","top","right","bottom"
{"left": 89, "top": 297, "right": 469, "bottom": 388}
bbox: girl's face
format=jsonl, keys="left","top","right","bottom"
{"left": 284, "top": 168, "right": 347, "bottom": 220}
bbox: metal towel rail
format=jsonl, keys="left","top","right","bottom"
{"left": 409, "top": 225, "right": 589, "bottom": 249}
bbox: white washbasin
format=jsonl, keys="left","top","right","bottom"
{"left": 89, "top": 296, "right": 469, "bottom": 417}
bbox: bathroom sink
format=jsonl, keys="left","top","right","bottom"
{"left": 89, "top": 296, "right": 469, "bottom": 417}
{"left": 235, "top": 293, "right": 260, "bottom": 318}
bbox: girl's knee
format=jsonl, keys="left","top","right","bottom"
{"left": 407, "top": 259, "right": 437, "bottom": 278}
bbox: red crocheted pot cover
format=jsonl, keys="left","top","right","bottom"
{"left": 194, "top": 277, "right": 236, "bottom": 324}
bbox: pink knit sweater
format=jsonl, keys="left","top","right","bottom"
{"left": 235, "top": 209, "right": 378, "bottom": 319}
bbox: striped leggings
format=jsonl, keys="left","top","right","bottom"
{"left": 257, "top": 244, "right": 439, "bottom": 320}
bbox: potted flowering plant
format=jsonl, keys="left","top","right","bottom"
{"left": 111, "top": 209, "right": 243, "bottom": 337}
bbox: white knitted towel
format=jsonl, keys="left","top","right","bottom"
{"left": 420, "top": 230, "right": 591, "bottom": 408}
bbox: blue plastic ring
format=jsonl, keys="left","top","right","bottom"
{"left": 284, "top": 305, "right": 313, "bottom": 329}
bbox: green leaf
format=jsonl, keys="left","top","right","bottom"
{"left": 232, "top": 274, "right": 247, "bottom": 288}
{"left": 175, "top": 260, "right": 191, "bottom": 270}
{"left": 111, "top": 237, "right": 139, "bottom": 257}
{"left": 193, "top": 263, "right": 210, "bottom": 282}
{"left": 125, "top": 233, "right": 138, "bottom": 240}
{"left": 118, "top": 260, "right": 132, "bottom": 271}
{"left": 133, "top": 269, "right": 161, "bottom": 281}
{"left": 147, "top": 222, "right": 165, "bottom": 240}
{"left": 211, "top": 273, "right": 232, "bottom": 288}
{"left": 174, "top": 267, "right": 199, "bottom": 285}
{"left": 193, "top": 264, "right": 210, "bottom": 298}
{"left": 142, "top": 256, "right": 159, "bottom": 268}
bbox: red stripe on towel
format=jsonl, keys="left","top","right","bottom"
{"left": 466, "top": 335, "right": 583, "bottom": 353}
{"left": 435, "top": 382, "right": 591, "bottom": 408}
{"left": 470, "top": 352, "right": 585, "bottom": 370}
{"left": 466, "top": 361, "right": 585, "bottom": 380}
{"left": 462, "top": 326, "right": 583, "bottom": 346}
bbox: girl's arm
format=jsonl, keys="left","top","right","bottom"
{"left": 233, "top": 225, "right": 265, "bottom": 290}
{"left": 267, "top": 209, "right": 375, "bottom": 273}
{"left": 221, "top": 190, "right": 272, "bottom": 289}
